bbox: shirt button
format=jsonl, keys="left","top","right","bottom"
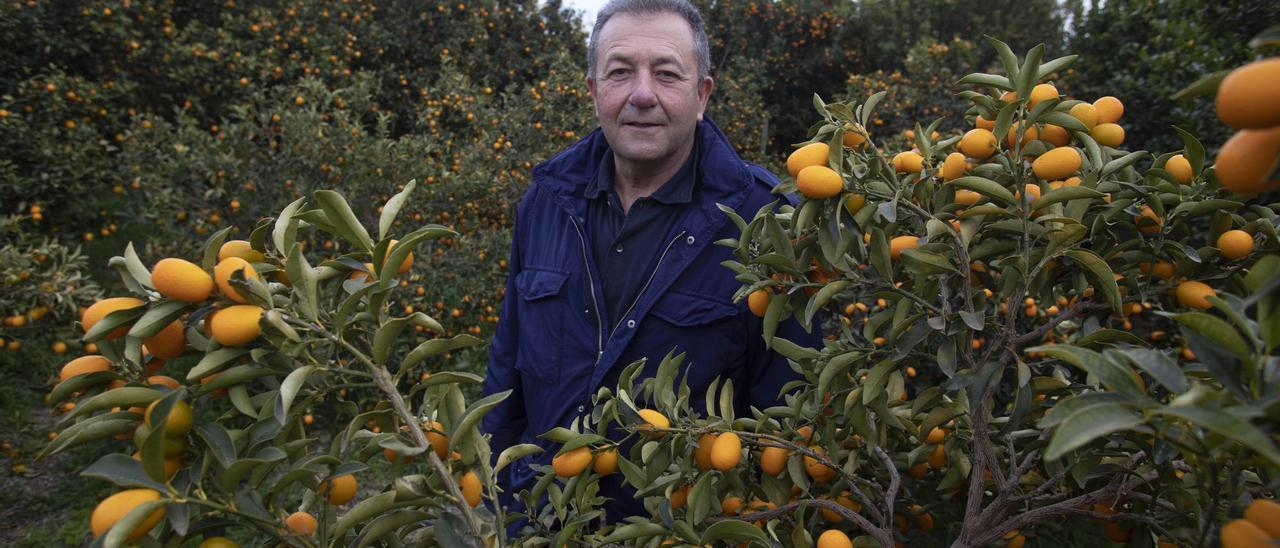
{"left": 626, "top": 319, "right": 636, "bottom": 328}
{"left": 615, "top": 245, "right": 623, "bottom": 253}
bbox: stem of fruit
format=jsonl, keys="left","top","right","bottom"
{"left": 287, "top": 316, "right": 484, "bottom": 541}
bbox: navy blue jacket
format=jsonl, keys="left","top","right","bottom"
{"left": 480, "top": 117, "right": 823, "bottom": 524}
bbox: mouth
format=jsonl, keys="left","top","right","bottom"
{"left": 623, "top": 122, "right": 661, "bottom": 129}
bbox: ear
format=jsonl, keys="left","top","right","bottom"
{"left": 696, "top": 76, "right": 714, "bottom": 121}
{"left": 586, "top": 76, "right": 599, "bottom": 118}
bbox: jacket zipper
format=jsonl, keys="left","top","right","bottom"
{"left": 569, "top": 217, "right": 604, "bottom": 359}
{"left": 609, "top": 230, "right": 687, "bottom": 336}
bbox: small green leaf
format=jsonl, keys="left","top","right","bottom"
{"left": 1045, "top": 401, "right": 1141, "bottom": 461}
{"left": 1065, "top": 250, "right": 1122, "bottom": 314}
{"left": 1171, "top": 69, "right": 1230, "bottom": 101}
{"left": 200, "top": 227, "right": 234, "bottom": 271}
{"left": 951, "top": 176, "right": 1016, "bottom": 205}
{"left": 123, "top": 242, "right": 153, "bottom": 289}
{"left": 401, "top": 335, "right": 483, "bottom": 371}
{"left": 1171, "top": 312, "right": 1251, "bottom": 361}
{"left": 378, "top": 180, "right": 417, "bottom": 241}
{"left": 315, "top": 190, "right": 373, "bottom": 251}
{"left": 272, "top": 197, "right": 307, "bottom": 255}
{"left": 1155, "top": 406, "right": 1280, "bottom": 466}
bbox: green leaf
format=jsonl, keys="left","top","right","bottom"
{"left": 1102, "top": 151, "right": 1149, "bottom": 178}
{"left": 186, "top": 347, "right": 249, "bottom": 381}
{"left": 41, "top": 416, "right": 137, "bottom": 458}
{"left": 193, "top": 365, "right": 272, "bottom": 397}
{"left": 285, "top": 243, "right": 319, "bottom": 321}
{"left": 1171, "top": 312, "right": 1251, "bottom": 361}
{"left": 373, "top": 316, "right": 414, "bottom": 365}
{"left": 986, "top": 36, "right": 1020, "bottom": 82}
{"left": 275, "top": 365, "right": 315, "bottom": 424}
{"left": 1044, "top": 401, "right": 1141, "bottom": 461}
{"left": 1032, "top": 187, "right": 1104, "bottom": 210}
{"left": 1036, "top": 55, "right": 1078, "bottom": 80}
{"left": 770, "top": 337, "right": 821, "bottom": 361}
{"left": 956, "top": 73, "right": 1014, "bottom": 90}
{"left": 700, "top": 519, "right": 770, "bottom": 545}
{"left": 218, "top": 447, "right": 287, "bottom": 493}
{"left": 1172, "top": 69, "right": 1230, "bottom": 101}
{"left": 1042, "top": 224, "right": 1087, "bottom": 260}
{"left": 378, "top": 180, "right": 417, "bottom": 240}
{"left": 1073, "top": 328, "right": 1146, "bottom": 348}
{"left": 818, "top": 351, "right": 862, "bottom": 405}
{"left": 82, "top": 303, "right": 148, "bottom": 343}
{"left": 901, "top": 249, "right": 958, "bottom": 275}
{"left": 355, "top": 510, "right": 433, "bottom": 548}
{"left": 314, "top": 190, "right": 373, "bottom": 251}
{"left": 334, "top": 491, "right": 400, "bottom": 539}
{"left": 1154, "top": 406, "right": 1280, "bottom": 466}
{"left": 102, "top": 499, "right": 166, "bottom": 548}
{"left": 862, "top": 359, "right": 895, "bottom": 404}
{"left": 1014, "top": 44, "right": 1044, "bottom": 100}
{"left": 196, "top": 422, "right": 237, "bottom": 467}
{"left": 200, "top": 227, "right": 233, "bottom": 271}
{"left": 860, "top": 91, "right": 888, "bottom": 127}
{"left": 64, "top": 387, "right": 162, "bottom": 421}
{"left": 401, "top": 335, "right": 483, "bottom": 371}
{"left": 1064, "top": 250, "right": 1122, "bottom": 314}
{"left": 1172, "top": 126, "right": 1206, "bottom": 174}
{"left": 48, "top": 371, "right": 123, "bottom": 404}
{"left": 1120, "top": 348, "right": 1187, "bottom": 394}
{"left": 495, "top": 444, "right": 543, "bottom": 475}
{"left": 804, "top": 280, "right": 849, "bottom": 327}
{"left": 122, "top": 242, "right": 153, "bottom": 288}
{"left": 951, "top": 176, "right": 1016, "bottom": 205}
{"left": 447, "top": 390, "right": 512, "bottom": 456}
{"left": 273, "top": 197, "right": 307, "bottom": 255}
{"left": 1040, "top": 111, "right": 1089, "bottom": 133}
{"left": 601, "top": 523, "right": 669, "bottom": 543}
{"left": 379, "top": 225, "right": 456, "bottom": 289}
{"left": 127, "top": 301, "right": 189, "bottom": 340}
{"left": 80, "top": 453, "right": 167, "bottom": 491}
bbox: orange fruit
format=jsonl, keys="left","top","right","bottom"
{"left": 670, "top": 484, "right": 690, "bottom": 509}
{"left": 1028, "top": 83, "right": 1059, "bottom": 107}
{"left": 892, "top": 151, "right": 924, "bottom": 173}
{"left": 320, "top": 474, "right": 357, "bottom": 505}
{"left": 90, "top": 489, "right": 166, "bottom": 540}
{"left": 710, "top": 432, "right": 742, "bottom": 471}
{"left": 816, "top": 529, "right": 853, "bottom": 548}
{"left": 424, "top": 420, "right": 449, "bottom": 459}
{"left": 942, "top": 151, "right": 967, "bottom": 182}
{"left": 1038, "top": 124, "right": 1070, "bottom": 147}
{"left": 889, "top": 235, "right": 919, "bottom": 260}
{"left": 1134, "top": 205, "right": 1163, "bottom": 235}
{"left": 1166, "top": 154, "right": 1193, "bottom": 184}
{"left": 637, "top": 409, "right": 669, "bottom": 436}
{"left": 694, "top": 432, "right": 718, "bottom": 470}
{"left": 145, "top": 399, "right": 194, "bottom": 437}
{"left": 975, "top": 114, "right": 996, "bottom": 130}
{"left": 1103, "top": 522, "right": 1132, "bottom": 543}
{"left": 144, "top": 319, "right": 187, "bottom": 359}
{"left": 787, "top": 142, "right": 829, "bottom": 176}
{"left": 1215, "top": 58, "right": 1280, "bottom": 129}
{"left": 1214, "top": 126, "right": 1280, "bottom": 195}
{"left": 747, "top": 290, "right": 770, "bottom": 317}
{"left": 1094, "top": 96, "right": 1124, "bottom": 123}
{"left": 60, "top": 355, "right": 112, "bottom": 382}
{"left": 797, "top": 165, "right": 844, "bottom": 199}
{"left": 925, "top": 427, "right": 946, "bottom": 444}
{"left": 213, "top": 257, "right": 260, "bottom": 303}
{"left": 721, "top": 495, "right": 743, "bottom": 515}
{"left": 551, "top": 446, "right": 592, "bottom": 477}
{"left": 911, "top": 504, "right": 935, "bottom": 531}
{"left": 1032, "top": 147, "right": 1082, "bottom": 180}
{"left": 1069, "top": 102, "right": 1099, "bottom": 129}
{"left": 1244, "top": 499, "right": 1280, "bottom": 537}
{"left": 458, "top": 470, "right": 482, "bottom": 507}
{"left": 820, "top": 491, "right": 861, "bottom": 522}
{"left": 208, "top": 304, "right": 263, "bottom": 346}
{"left": 147, "top": 375, "right": 181, "bottom": 390}
{"left": 592, "top": 447, "right": 619, "bottom": 475}
{"left": 198, "top": 537, "right": 240, "bottom": 548}
{"left": 388, "top": 239, "right": 415, "bottom": 274}
{"left": 803, "top": 446, "right": 835, "bottom": 482}
{"left": 217, "top": 239, "right": 265, "bottom": 263}
{"left": 82, "top": 297, "right": 145, "bottom": 339}
{"left": 954, "top": 188, "right": 981, "bottom": 206}
{"left": 958, "top": 128, "right": 997, "bottom": 160}
{"left": 1217, "top": 230, "right": 1254, "bottom": 260}
{"left": 151, "top": 258, "right": 214, "bottom": 303}
{"left": 927, "top": 444, "right": 948, "bottom": 468}
{"left": 1091, "top": 123, "right": 1125, "bottom": 147}
{"left": 760, "top": 446, "right": 789, "bottom": 476}
{"left": 1220, "top": 518, "right": 1271, "bottom": 548}
{"left": 1176, "top": 280, "right": 1216, "bottom": 310}
{"left": 842, "top": 124, "right": 867, "bottom": 148}
{"left": 285, "top": 511, "right": 317, "bottom": 536}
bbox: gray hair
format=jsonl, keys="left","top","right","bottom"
{"left": 587, "top": 0, "right": 711, "bottom": 81}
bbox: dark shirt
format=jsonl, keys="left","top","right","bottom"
{"left": 584, "top": 137, "right": 700, "bottom": 330}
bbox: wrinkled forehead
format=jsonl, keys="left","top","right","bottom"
{"left": 593, "top": 12, "right": 698, "bottom": 71}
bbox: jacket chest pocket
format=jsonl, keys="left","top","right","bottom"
{"left": 645, "top": 289, "right": 742, "bottom": 390}
{"left": 514, "top": 269, "right": 569, "bottom": 385}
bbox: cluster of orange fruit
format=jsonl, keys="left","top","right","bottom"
{"left": 1213, "top": 57, "right": 1280, "bottom": 195}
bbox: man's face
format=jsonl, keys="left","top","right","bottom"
{"left": 587, "top": 12, "right": 713, "bottom": 169}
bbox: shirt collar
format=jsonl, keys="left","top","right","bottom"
{"left": 584, "top": 128, "right": 700, "bottom": 205}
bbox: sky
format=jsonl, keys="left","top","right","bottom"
{"left": 561, "top": 0, "right": 608, "bottom": 29}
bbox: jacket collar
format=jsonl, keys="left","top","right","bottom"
{"left": 532, "top": 116, "right": 753, "bottom": 220}
{"left": 582, "top": 132, "right": 700, "bottom": 205}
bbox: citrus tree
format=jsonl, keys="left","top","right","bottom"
{"left": 505, "top": 37, "right": 1280, "bottom": 547}
{"left": 42, "top": 182, "right": 545, "bottom": 547}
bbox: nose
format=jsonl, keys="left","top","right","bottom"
{"left": 626, "top": 71, "right": 658, "bottom": 109}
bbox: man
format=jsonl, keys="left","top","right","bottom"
{"left": 480, "top": 0, "right": 822, "bottom": 527}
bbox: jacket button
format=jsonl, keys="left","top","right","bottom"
{"left": 686, "top": 235, "right": 696, "bottom": 245}
{"left": 577, "top": 405, "right": 585, "bottom": 413}
{"left": 626, "top": 319, "right": 636, "bottom": 329}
